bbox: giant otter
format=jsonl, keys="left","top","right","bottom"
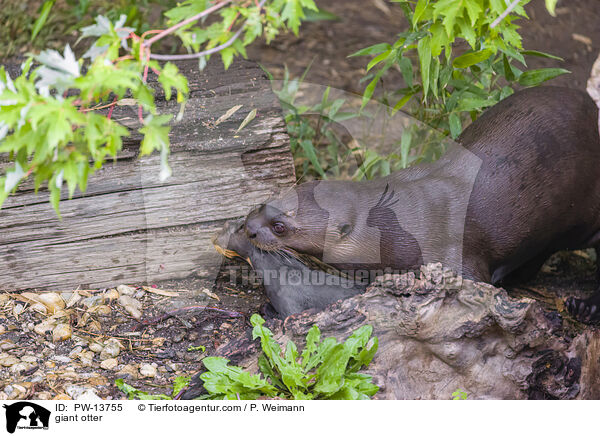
{"left": 244, "top": 86, "right": 600, "bottom": 322}
{"left": 213, "top": 219, "right": 365, "bottom": 318}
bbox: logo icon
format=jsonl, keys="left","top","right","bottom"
{"left": 3, "top": 402, "right": 50, "bottom": 433}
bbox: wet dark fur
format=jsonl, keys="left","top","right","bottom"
{"left": 245, "top": 87, "right": 600, "bottom": 323}
{"left": 214, "top": 220, "right": 365, "bottom": 318}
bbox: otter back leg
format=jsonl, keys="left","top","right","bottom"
{"left": 566, "top": 245, "right": 600, "bottom": 323}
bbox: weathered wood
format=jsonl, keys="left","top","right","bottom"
{"left": 181, "top": 264, "right": 598, "bottom": 400}
{"left": 0, "top": 60, "right": 296, "bottom": 290}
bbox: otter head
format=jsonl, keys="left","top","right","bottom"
{"left": 244, "top": 181, "right": 343, "bottom": 257}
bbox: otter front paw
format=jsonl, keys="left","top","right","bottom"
{"left": 566, "top": 296, "right": 600, "bottom": 323}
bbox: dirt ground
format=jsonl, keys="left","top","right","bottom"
{"left": 2, "top": 0, "right": 600, "bottom": 400}
{"left": 247, "top": 0, "right": 600, "bottom": 92}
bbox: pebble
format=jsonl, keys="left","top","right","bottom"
{"left": 0, "top": 340, "right": 16, "bottom": 351}
{"left": 36, "top": 392, "right": 53, "bottom": 400}
{"left": 89, "top": 342, "right": 104, "bottom": 353}
{"left": 139, "top": 363, "right": 157, "bottom": 378}
{"left": 37, "top": 292, "right": 65, "bottom": 313}
{"left": 100, "top": 358, "right": 118, "bottom": 370}
{"left": 100, "top": 339, "right": 122, "bottom": 359}
{"left": 21, "top": 355, "right": 38, "bottom": 364}
{"left": 118, "top": 295, "right": 142, "bottom": 320}
{"left": 94, "top": 305, "right": 112, "bottom": 315}
{"left": 0, "top": 355, "right": 20, "bottom": 367}
{"left": 116, "top": 364, "right": 139, "bottom": 380}
{"left": 53, "top": 394, "right": 72, "bottom": 400}
{"left": 34, "top": 320, "right": 56, "bottom": 336}
{"left": 10, "top": 362, "right": 32, "bottom": 373}
{"left": 69, "top": 346, "right": 83, "bottom": 358}
{"left": 117, "top": 285, "right": 136, "bottom": 296}
{"left": 104, "top": 289, "right": 120, "bottom": 300}
{"left": 52, "top": 323, "right": 72, "bottom": 342}
{"left": 53, "top": 355, "right": 72, "bottom": 363}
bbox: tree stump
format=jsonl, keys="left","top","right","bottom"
{"left": 0, "top": 60, "right": 295, "bottom": 291}
{"left": 182, "top": 263, "right": 600, "bottom": 400}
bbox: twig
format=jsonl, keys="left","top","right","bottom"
{"left": 148, "top": 27, "right": 245, "bottom": 61}
{"left": 491, "top": 0, "right": 521, "bottom": 28}
{"left": 147, "top": 0, "right": 267, "bottom": 61}
{"left": 143, "top": 0, "right": 233, "bottom": 48}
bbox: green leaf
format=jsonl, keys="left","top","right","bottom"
{"left": 367, "top": 50, "right": 391, "bottom": 72}
{"left": 521, "top": 50, "right": 563, "bottom": 61}
{"left": 429, "top": 22, "right": 448, "bottom": 57}
{"left": 448, "top": 112, "right": 462, "bottom": 139}
{"left": 517, "top": 68, "right": 570, "bottom": 87}
{"left": 545, "top": 0, "right": 558, "bottom": 16}
{"left": 412, "top": 0, "right": 429, "bottom": 26}
{"left": 417, "top": 36, "right": 432, "bottom": 100}
{"left": 349, "top": 43, "right": 392, "bottom": 58}
{"left": 139, "top": 114, "right": 172, "bottom": 156}
{"left": 303, "top": 8, "right": 340, "bottom": 22}
{"left": 393, "top": 93, "right": 413, "bottom": 113}
{"left": 31, "top": 0, "right": 56, "bottom": 41}
{"left": 453, "top": 49, "right": 493, "bottom": 69}
{"left": 398, "top": 56, "right": 413, "bottom": 87}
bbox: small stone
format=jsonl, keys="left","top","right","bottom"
{"left": 37, "top": 292, "right": 65, "bottom": 313}
{"left": 100, "top": 358, "right": 118, "bottom": 370}
{"left": 0, "top": 392, "right": 7, "bottom": 400}
{"left": 117, "top": 285, "right": 136, "bottom": 296}
{"left": 36, "top": 392, "right": 53, "bottom": 400}
{"left": 21, "top": 355, "right": 37, "bottom": 364}
{"left": 139, "top": 363, "right": 157, "bottom": 378}
{"left": 81, "top": 296, "right": 102, "bottom": 308}
{"left": 10, "top": 362, "right": 32, "bottom": 373}
{"left": 52, "top": 394, "right": 72, "bottom": 400}
{"left": 34, "top": 320, "right": 56, "bottom": 336}
{"left": 30, "top": 303, "right": 47, "bottom": 315}
{"left": 13, "top": 304, "right": 25, "bottom": 317}
{"left": 100, "top": 339, "right": 122, "bottom": 359}
{"left": 52, "top": 355, "right": 71, "bottom": 363}
{"left": 116, "top": 364, "right": 139, "bottom": 380}
{"left": 0, "top": 340, "right": 16, "bottom": 351}
{"left": 0, "top": 325, "right": 5, "bottom": 334}
{"left": 117, "top": 295, "right": 142, "bottom": 320}
{"left": 89, "top": 342, "right": 103, "bottom": 353}
{"left": 7, "top": 384, "right": 27, "bottom": 400}
{"left": 104, "top": 289, "right": 119, "bottom": 300}
{"left": 92, "top": 305, "right": 112, "bottom": 316}
{"left": 77, "top": 390, "right": 102, "bottom": 400}
{"left": 69, "top": 346, "right": 83, "bottom": 358}
{"left": 0, "top": 356, "right": 20, "bottom": 367}
{"left": 52, "top": 323, "right": 72, "bottom": 342}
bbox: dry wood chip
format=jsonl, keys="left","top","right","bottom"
{"left": 215, "top": 104, "right": 243, "bottom": 125}
{"left": 141, "top": 286, "right": 181, "bottom": 297}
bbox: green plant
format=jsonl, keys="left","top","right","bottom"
{"left": 354, "top": 0, "right": 568, "bottom": 139}
{"left": 195, "top": 314, "right": 379, "bottom": 400}
{"left": 267, "top": 65, "right": 359, "bottom": 180}
{"left": 452, "top": 388, "right": 468, "bottom": 400}
{"left": 116, "top": 376, "right": 190, "bottom": 400}
{"left": 0, "top": 0, "right": 319, "bottom": 215}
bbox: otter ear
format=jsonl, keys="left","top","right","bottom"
{"left": 339, "top": 223, "right": 352, "bottom": 238}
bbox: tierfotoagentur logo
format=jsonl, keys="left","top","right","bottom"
{"left": 3, "top": 402, "right": 50, "bottom": 433}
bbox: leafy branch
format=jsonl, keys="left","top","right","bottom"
{"left": 0, "top": 0, "right": 318, "bottom": 215}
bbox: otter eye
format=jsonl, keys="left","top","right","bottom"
{"left": 272, "top": 222, "right": 286, "bottom": 235}
{"left": 340, "top": 224, "right": 352, "bottom": 237}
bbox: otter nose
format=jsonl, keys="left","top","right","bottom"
{"left": 245, "top": 206, "right": 264, "bottom": 239}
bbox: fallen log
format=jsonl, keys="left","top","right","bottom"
{"left": 182, "top": 263, "right": 600, "bottom": 400}
{"left": 0, "top": 59, "right": 295, "bottom": 291}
